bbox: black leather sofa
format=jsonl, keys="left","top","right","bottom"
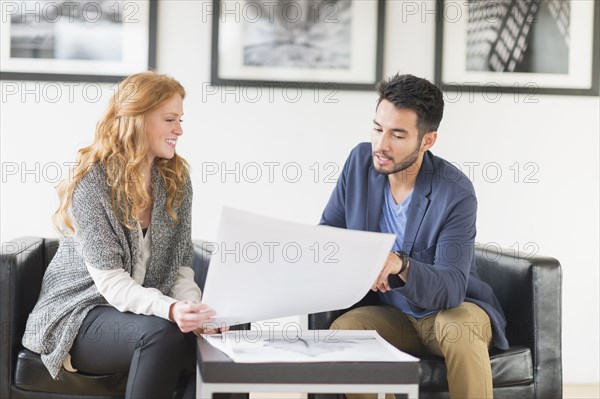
{"left": 1, "top": 238, "right": 562, "bottom": 398}
{"left": 309, "top": 244, "right": 562, "bottom": 399}
{"left": 0, "top": 237, "right": 228, "bottom": 399}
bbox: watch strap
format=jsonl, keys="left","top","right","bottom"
{"left": 393, "top": 251, "right": 409, "bottom": 274}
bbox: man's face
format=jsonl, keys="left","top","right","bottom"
{"left": 371, "top": 99, "right": 423, "bottom": 176}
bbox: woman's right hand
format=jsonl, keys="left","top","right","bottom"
{"left": 168, "top": 300, "right": 216, "bottom": 333}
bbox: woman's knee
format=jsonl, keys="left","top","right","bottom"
{"left": 136, "top": 316, "right": 186, "bottom": 349}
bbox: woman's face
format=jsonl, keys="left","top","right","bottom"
{"left": 146, "top": 94, "right": 184, "bottom": 162}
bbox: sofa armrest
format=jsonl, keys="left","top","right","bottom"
{"left": 192, "top": 240, "right": 213, "bottom": 293}
{"left": 475, "top": 246, "right": 562, "bottom": 399}
{"left": 308, "top": 310, "right": 346, "bottom": 331}
{"left": 1, "top": 237, "right": 47, "bottom": 398}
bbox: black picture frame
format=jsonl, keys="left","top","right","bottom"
{"left": 0, "top": 1, "right": 157, "bottom": 83}
{"left": 434, "top": 0, "right": 599, "bottom": 96}
{"left": 211, "top": 0, "right": 385, "bottom": 91}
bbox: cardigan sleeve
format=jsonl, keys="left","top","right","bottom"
{"left": 163, "top": 174, "right": 201, "bottom": 303}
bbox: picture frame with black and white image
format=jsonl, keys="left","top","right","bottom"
{"left": 0, "top": 0, "right": 157, "bottom": 82}
{"left": 435, "top": 0, "right": 599, "bottom": 96}
{"left": 211, "top": 0, "right": 385, "bottom": 91}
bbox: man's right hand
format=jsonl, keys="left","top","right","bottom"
{"left": 371, "top": 252, "right": 406, "bottom": 292}
{"left": 169, "top": 300, "right": 216, "bottom": 333}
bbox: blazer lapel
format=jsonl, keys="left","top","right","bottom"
{"left": 402, "top": 152, "right": 434, "bottom": 253}
{"left": 366, "top": 166, "right": 386, "bottom": 232}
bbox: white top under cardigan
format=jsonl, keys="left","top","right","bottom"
{"left": 63, "top": 224, "right": 202, "bottom": 372}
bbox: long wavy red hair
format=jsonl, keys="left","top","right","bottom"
{"left": 53, "top": 71, "right": 189, "bottom": 234}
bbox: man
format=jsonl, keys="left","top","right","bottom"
{"left": 320, "top": 74, "right": 508, "bottom": 398}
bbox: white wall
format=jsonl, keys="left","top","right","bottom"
{"left": 1, "top": 0, "right": 598, "bottom": 383}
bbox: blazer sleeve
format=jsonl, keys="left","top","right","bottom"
{"left": 320, "top": 154, "right": 350, "bottom": 228}
{"left": 396, "top": 194, "right": 477, "bottom": 310}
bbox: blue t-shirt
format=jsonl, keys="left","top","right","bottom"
{"left": 378, "top": 182, "right": 435, "bottom": 318}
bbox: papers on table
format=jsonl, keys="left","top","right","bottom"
{"left": 200, "top": 207, "right": 396, "bottom": 326}
{"left": 203, "top": 330, "right": 419, "bottom": 363}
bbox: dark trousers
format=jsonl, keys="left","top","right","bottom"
{"left": 70, "top": 306, "right": 196, "bottom": 399}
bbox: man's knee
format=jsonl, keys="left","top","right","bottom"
{"left": 330, "top": 307, "right": 379, "bottom": 331}
{"left": 435, "top": 303, "right": 492, "bottom": 350}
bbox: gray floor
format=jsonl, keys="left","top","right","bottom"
{"left": 248, "top": 385, "right": 600, "bottom": 399}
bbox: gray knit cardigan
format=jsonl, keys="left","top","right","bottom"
{"left": 22, "top": 163, "right": 194, "bottom": 379}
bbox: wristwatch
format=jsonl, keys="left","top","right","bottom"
{"left": 393, "top": 251, "right": 409, "bottom": 274}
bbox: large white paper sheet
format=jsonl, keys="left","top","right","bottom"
{"left": 201, "top": 207, "right": 396, "bottom": 326}
{"left": 204, "top": 330, "right": 419, "bottom": 363}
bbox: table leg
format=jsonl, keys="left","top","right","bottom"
{"left": 197, "top": 365, "right": 212, "bottom": 399}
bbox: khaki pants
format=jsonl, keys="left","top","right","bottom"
{"left": 332, "top": 302, "right": 493, "bottom": 399}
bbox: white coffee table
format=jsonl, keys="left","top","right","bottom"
{"left": 196, "top": 331, "right": 420, "bottom": 399}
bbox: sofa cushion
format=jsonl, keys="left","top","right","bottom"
{"left": 15, "top": 349, "right": 127, "bottom": 396}
{"left": 420, "top": 346, "right": 533, "bottom": 390}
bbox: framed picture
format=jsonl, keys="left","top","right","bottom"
{"left": 211, "top": 0, "right": 385, "bottom": 90}
{"left": 0, "top": 1, "right": 157, "bottom": 82}
{"left": 435, "top": 0, "right": 599, "bottom": 96}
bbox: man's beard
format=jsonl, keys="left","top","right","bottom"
{"left": 372, "top": 140, "right": 421, "bottom": 176}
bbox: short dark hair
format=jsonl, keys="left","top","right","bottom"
{"left": 376, "top": 74, "right": 444, "bottom": 139}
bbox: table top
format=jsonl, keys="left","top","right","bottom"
{"left": 197, "top": 335, "right": 420, "bottom": 385}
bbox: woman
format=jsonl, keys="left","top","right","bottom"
{"left": 22, "top": 71, "right": 216, "bottom": 398}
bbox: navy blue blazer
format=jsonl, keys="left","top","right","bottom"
{"left": 321, "top": 143, "right": 508, "bottom": 350}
